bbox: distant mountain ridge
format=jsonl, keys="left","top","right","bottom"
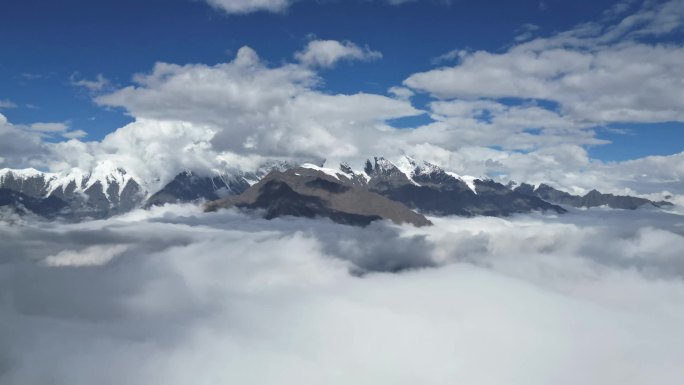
{"left": 206, "top": 166, "right": 432, "bottom": 227}
{"left": 513, "top": 182, "right": 674, "bottom": 210}
{"left": 0, "top": 161, "right": 144, "bottom": 219}
{"left": 357, "top": 157, "right": 566, "bottom": 217}
{"left": 0, "top": 156, "right": 673, "bottom": 223}
{"left": 145, "top": 161, "right": 294, "bottom": 207}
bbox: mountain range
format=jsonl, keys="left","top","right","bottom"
{"left": 0, "top": 156, "right": 673, "bottom": 226}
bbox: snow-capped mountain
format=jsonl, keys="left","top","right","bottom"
{"left": 342, "top": 156, "right": 567, "bottom": 217}
{"left": 145, "top": 160, "right": 296, "bottom": 207}
{"left": 0, "top": 155, "right": 673, "bottom": 222}
{"left": 0, "top": 161, "right": 145, "bottom": 219}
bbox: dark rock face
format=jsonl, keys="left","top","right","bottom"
{"left": 0, "top": 168, "right": 145, "bottom": 220}
{"left": 0, "top": 188, "right": 68, "bottom": 219}
{"left": 0, "top": 172, "right": 51, "bottom": 197}
{"left": 206, "top": 167, "right": 432, "bottom": 227}
{"left": 237, "top": 179, "right": 382, "bottom": 227}
{"left": 1, "top": 156, "right": 674, "bottom": 223}
{"left": 146, "top": 162, "right": 296, "bottom": 207}
{"left": 361, "top": 157, "right": 566, "bottom": 217}
{"left": 146, "top": 171, "right": 251, "bottom": 207}
{"left": 365, "top": 157, "right": 415, "bottom": 192}
{"left": 515, "top": 183, "right": 673, "bottom": 210}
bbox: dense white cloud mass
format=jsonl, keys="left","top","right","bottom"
{"left": 87, "top": 45, "right": 419, "bottom": 187}
{"left": 0, "top": 115, "right": 43, "bottom": 167}
{"left": 295, "top": 39, "right": 382, "bottom": 68}
{"left": 1, "top": 206, "right": 684, "bottom": 384}
{"left": 0, "top": 114, "right": 90, "bottom": 169}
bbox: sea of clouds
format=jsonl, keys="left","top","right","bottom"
{"left": 1, "top": 206, "right": 684, "bottom": 384}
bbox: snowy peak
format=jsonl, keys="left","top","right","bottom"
{"left": 85, "top": 161, "right": 134, "bottom": 198}
{"left": 362, "top": 157, "right": 417, "bottom": 190}
{"left": 0, "top": 163, "right": 145, "bottom": 219}
{"left": 301, "top": 163, "right": 351, "bottom": 180}
{"left": 146, "top": 160, "right": 300, "bottom": 207}
{"left": 0, "top": 167, "right": 45, "bottom": 180}
{"left": 358, "top": 156, "right": 479, "bottom": 193}
{"left": 243, "top": 160, "right": 298, "bottom": 185}
{"left": 394, "top": 155, "right": 441, "bottom": 179}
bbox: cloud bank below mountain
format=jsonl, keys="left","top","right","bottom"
{"left": 1, "top": 205, "right": 683, "bottom": 384}
{"left": 3, "top": 2, "right": 684, "bottom": 204}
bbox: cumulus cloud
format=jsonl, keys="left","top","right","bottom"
{"left": 1, "top": 205, "right": 684, "bottom": 384}
{"left": 388, "top": 86, "right": 414, "bottom": 100}
{"left": 1, "top": 2, "right": 681, "bottom": 204}
{"left": 375, "top": 0, "right": 684, "bottom": 200}
{"left": 405, "top": 0, "right": 684, "bottom": 124}
{"left": 295, "top": 39, "right": 382, "bottom": 68}
{"left": 83, "top": 45, "right": 418, "bottom": 187}
{"left": 0, "top": 113, "right": 51, "bottom": 168}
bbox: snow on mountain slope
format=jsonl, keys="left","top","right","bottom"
{"left": 0, "top": 168, "right": 44, "bottom": 180}
{"left": 301, "top": 163, "right": 352, "bottom": 180}
{"left": 2, "top": 162, "right": 143, "bottom": 200}
{"left": 392, "top": 155, "right": 480, "bottom": 193}
{"left": 446, "top": 172, "right": 478, "bottom": 194}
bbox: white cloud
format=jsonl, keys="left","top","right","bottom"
{"left": 1, "top": 205, "right": 684, "bottom": 384}
{"left": 205, "top": 0, "right": 292, "bottom": 14}
{"left": 71, "top": 73, "right": 112, "bottom": 93}
{"left": 61, "top": 129, "right": 87, "bottom": 139}
{"left": 405, "top": 0, "right": 684, "bottom": 124}
{"left": 388, "top": 86, "right": 414, "bottom": 101}
{"left": 0, "top": 99, "right": 17, "bottom": 109}
{"left": 0, "top": 3, "right": 681, "bottom": 202}
{"left": 82, "top": 45, "right": 418, "bottom": 187}
{"left": 295, "top": 39, "right": 382, "bottom": 68}
{"left": 43, "top": 245, "right": 128, "bottom": 267}
{"left": 430, "top": 48, "right": 464, "bottom": 64}
{"left": 205, "top": 0, "right": 437, "bottom": 15}
{"left": 29, "top": 122, "right": 70, "bottom": 133}
{"left": 0, "top": 113, "right": 53, "bottom": 169}
{"left": 26, "top": 121, "right": 89, "bottom": 141}
{"left": 514, "top": 23, "right": 541, "bottom": 42}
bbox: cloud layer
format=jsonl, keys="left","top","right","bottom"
{"left": 406, "top": 0, "right": 684, "bottom": 124}
{"left": 1, "top": 206, "right": 684, "bottom": 384}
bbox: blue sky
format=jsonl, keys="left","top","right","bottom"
{"left": 1, "top": 0, "right": 683, "bottom": 165}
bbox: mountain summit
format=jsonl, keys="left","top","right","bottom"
{"left": 0, "top": 156, "right": 673, "bottom": 222}
{"left": 206, "top": 166, "right": 432, "bottom": 227}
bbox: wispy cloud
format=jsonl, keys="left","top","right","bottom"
{"left": 70, "top": 73, "right": 112, "bottom": 93}
{"left": 430, "top": 48, "right": 464, "bottom": 65}
{"left": 0, "top": 99, "right": 17, "bottom": 109}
